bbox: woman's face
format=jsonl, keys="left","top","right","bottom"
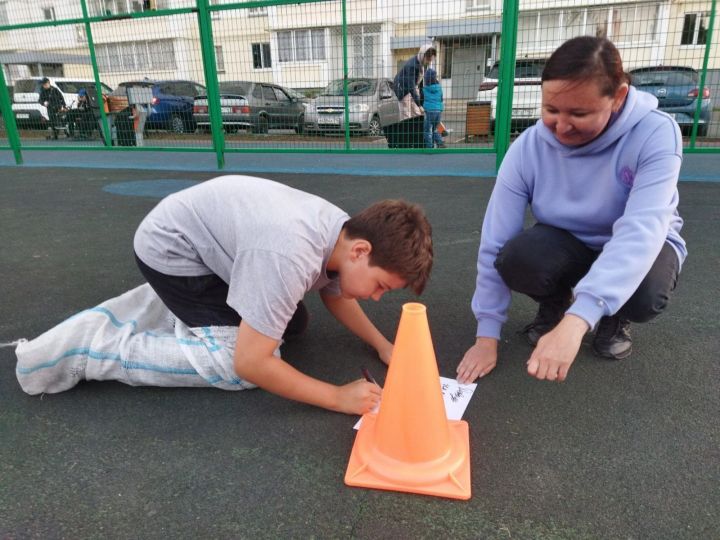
{"left": 541, "top": 79, "right": 628, "bottom": 146}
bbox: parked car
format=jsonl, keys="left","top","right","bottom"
{"left": 476, "top": 59, "right": 546, "bottom": 132}
{"left": 304, "top": 78, "right": 399, "bottom": 136}
{"left": 629, "top": 66, "right": 712, "bottom": 136}
{"left": 11, "top": 77, "right": 113, "bottom": 129}
{"left": 110, "top": 80, "right": 206, "bottom": 134}
{"left": 193, "top": 81, "right": 307, "bottom": 134}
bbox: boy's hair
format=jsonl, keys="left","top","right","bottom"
{"left": 343, "top": 200, "right": 433, "bottom": 294}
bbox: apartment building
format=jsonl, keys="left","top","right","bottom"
{"left": 1, "top": 0, "right": 717, "bottom": 95}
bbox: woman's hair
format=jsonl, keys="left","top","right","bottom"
{"left": 542, "top": 36, "right": 629, "bottom": 96}
{"left": 342, "top": 200, "right": 433, "bottom": 294}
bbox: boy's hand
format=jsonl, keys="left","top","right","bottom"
{"left": 526, "top": 314, "right": 588, "bottom": 382}
{"left": 376, "top": 341, "right": 393, "bottom": 365}
{"left": 336, "top": 379, "right": 382, "bottom": 415}
{"left": 456, "top": 337, "right": 498, "bottom": 383}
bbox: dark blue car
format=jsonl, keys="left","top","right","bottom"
{"left": 110, "top": 79, "right": 207, "bottom": 134}
{"left": 630, "top": 66, "right": 712, "bottom": 136}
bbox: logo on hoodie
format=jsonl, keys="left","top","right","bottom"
{"left": 619, "top": 166, "right": 635, "bottom": 189}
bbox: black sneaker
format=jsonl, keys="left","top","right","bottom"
{"left": 521, "top": 297, "right": 570, "bottom": 346}
{"left": 592, "top": 316, "right": 632, "bottom": 359}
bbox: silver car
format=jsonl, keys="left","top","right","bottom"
{"left": 304, "top": 78, "right": 400, "bottom": 136}
{"left": 193, "top": 80, "right": 307, "bottom": 133}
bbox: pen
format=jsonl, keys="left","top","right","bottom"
{"left": 361, "top": 366, "right": 380, "bottom": 387}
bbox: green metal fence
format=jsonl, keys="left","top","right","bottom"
{"left": 0, "top": 0, "right": 717, "bottom": 170}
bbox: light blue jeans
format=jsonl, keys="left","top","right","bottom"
{"left": 423, "top": 111, "right": 444, "bottom": 148}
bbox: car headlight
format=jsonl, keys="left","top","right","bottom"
{"left": 306, "top": 103, "right": 316, "bottom": 114}
{"left": 349, "top": 103, "right": 369, "bottom": 113}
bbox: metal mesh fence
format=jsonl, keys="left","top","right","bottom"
{"left": 0, "top": 0, "right": 717, "bottom": 167}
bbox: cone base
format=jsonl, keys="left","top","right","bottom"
{"left": 344, "top": 414, "right": 471, "bottom": 500}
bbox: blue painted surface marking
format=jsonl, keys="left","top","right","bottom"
{"left": 102, "top": 179, "right": 200, "bottom": 198}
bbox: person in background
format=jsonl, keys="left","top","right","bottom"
{"left": 38, "top": 77, "right": 66, "bottom": 140}
{"left": 422, "top": 68, "right": 445, "bottom": 149}
{"left": 66, "top": 88, "right": 95, "bottom": 139}
{"left": 457, "top": 36, "right": 685, "bottom": 384}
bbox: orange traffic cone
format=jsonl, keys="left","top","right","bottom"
{"left": 344, "top": 302, "right": 471, "bottom": 499}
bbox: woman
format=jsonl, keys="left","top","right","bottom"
{"left": 457, "top": 36, "right": 685, "bottom": 384}
{"left": 387, "top": 44, "right": 436, "bottom": 148}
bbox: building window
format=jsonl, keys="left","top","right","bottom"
{"left": 518, "top": 5, "right": 659, "bottom": 51}
{"left": 681, "top": 13, "right": 708, "bottom": 45}
{"left": 43, "top": 7, "right": 56, "bottom": 20}
{"left": 96, "top": 39, "right": 176, "bottom": 72}
{"left": 0, "top": 2, "right": 8, "bottom": 26}
{"left": 248, "top": 7, "right": 267, "bottom": 17}
{"left": 442, "top": 47, "right": 453, "bottom": 79}
{"left": 466, "top": 0, "right": 489, "bottom": 11}
{"left": 89, "top": 0, "right": 165, "bottom": 16}
{"left": 252, "top": 42, "right": 272, "bottom": 69}
{"left": 277, "top": 29, "right": 326, "bottom": 62}
{"left": 215, "top": 45, "right": 225, "bottom": 72}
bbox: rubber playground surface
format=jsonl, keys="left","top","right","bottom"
{"left": 0, "top": 158, "right": 718, "bottom": 539}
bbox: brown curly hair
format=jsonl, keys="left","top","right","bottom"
{"left": 342, "top": 200, "right": 433, "bottom": 294}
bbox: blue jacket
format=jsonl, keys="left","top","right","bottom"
{"left": 422, "top": 83, "right": 443, "bottom": 112}
{"left": 471, "top": 86, "right": 686, "bottom": 338}
{"left": 393, "top": 56, "right": 423, "bottom": 105}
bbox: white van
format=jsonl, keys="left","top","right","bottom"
{"left": 12, "top": 77, "right": 113, "bottom": 128}
{"left": 476, "top": 59, "right": 546, "bottom": 133}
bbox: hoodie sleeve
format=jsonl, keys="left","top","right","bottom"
{"left": 471, "top": 138, "right": 531, "bottom": 339}
{"left": 567, "top": 116, "right": 683, "bottom": 328}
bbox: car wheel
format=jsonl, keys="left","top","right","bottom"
{"left": 170, "top": 114, "right": 185, "bottom": 134}
{"left": 295, "top": 114, "right": 304, "bottom": 134}
{"left": 368, "top": 115, "right": 382, "bottom": 136}
{"left": 253, "top": 115, "right": 269, "bottom": 134}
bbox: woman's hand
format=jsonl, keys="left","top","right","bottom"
{"left": 527, "top": 314, "right": 589, "bottom": 382}
{"left": 456, "top": 337, "right": 498, "bottom": 384}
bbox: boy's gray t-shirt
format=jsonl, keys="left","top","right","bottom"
{"left": 134, "top": 175, "right": 348, "bottom": 340}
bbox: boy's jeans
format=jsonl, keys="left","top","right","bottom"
{"left": 423, "top": 111, "right": 443, "bottom": 148}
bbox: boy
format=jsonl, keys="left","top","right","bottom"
{"left": 422, "top": 68, "right": 445, "bottom": 148}
{"left": 16, "top": 176, "right": 433, "bottom": 416}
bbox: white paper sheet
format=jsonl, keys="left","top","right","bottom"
{"left": 353, "top": 376, "right": 477, "bottom": 430}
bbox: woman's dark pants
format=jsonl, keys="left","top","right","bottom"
{"left": 493, "top": 224, "right": 680, "bottom": 324}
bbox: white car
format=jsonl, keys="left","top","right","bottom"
{"left": 476, "top": 59, "right": 546, "bottom": 132}
{"left": 11, "top": 77, "right": 112, "bottom": 128}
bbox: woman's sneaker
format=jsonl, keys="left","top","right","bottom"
{"left": 521, "top": 297, "right": 570, "bottom": 346}
{"left": 592, "top": 316, "right": 632, "bottom": 359}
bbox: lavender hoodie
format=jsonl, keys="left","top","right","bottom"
{"left": 472, "top": 86, "right": 686, "bottom": 339}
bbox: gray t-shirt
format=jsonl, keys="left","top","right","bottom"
{"left": 134, "top": 175, "right": 348, "bottom": 340}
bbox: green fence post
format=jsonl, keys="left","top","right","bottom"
{"left": 79, "top": 0, "right": 112, "bottom": 147}
{"left": 197, "top": 0, "right": 225, "bottom": 169}
{"left": 494, "top": 0, "right": 519, "bottom": 171}
{"left": 341, "top": 0, "right": 351, "bottom": 150}
{"left": 689, "top": 0, "right": 716, "bottom": 148}
{"left": 0, "top": 66, "right": 23, "bottom": 164}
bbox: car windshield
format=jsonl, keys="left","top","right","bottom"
{"left": 486, "top": 61, "right": 545, "bottom": 80}
{"left": 631, "top": 70, "right": 698, "bottom": 86}
{"left": 219, "top": 82, "right": 251, "bottom": 95}
{"left": 14, "top": 80, "right": 39, "bottom": 93}
{"left": 322, "top": 79, "right": 376, "bottom": 96}
{"left": 285, "top": 88, "right": 306, "bottom": 100}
